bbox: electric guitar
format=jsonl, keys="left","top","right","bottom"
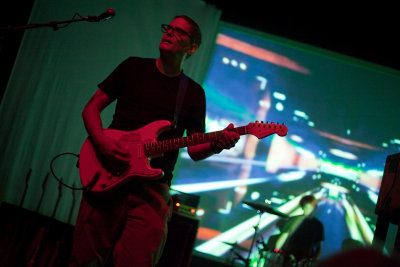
{"left": 79, "top": 120, "right": 288, "bottom": 194}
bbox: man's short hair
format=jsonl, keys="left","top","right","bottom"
{"left": 174, "top": 15, "right": 202, "bottom": 47}
{"left": 299, "top": 195, "right": 318, "bottom": 209}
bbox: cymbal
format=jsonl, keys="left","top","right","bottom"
{"left": 221, "top": 241, "right": 248, "bottom": 251}
{"left": 243, "top": 201, "right": 289, "bottom": 218}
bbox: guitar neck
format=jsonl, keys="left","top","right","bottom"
{"left": 144, "top": 126, "right": 247, "bottom": 156}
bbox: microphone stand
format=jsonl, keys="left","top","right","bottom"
{"left": 246, "top": 211, "right": 264, "bottom": 266}
{"left": 0, "top": 16, "right": 102, "bottom": 32}
{"left": 0, "top": 13, "right": 107, "bottom": 104}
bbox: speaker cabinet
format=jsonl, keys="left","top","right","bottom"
{"left": 157, "top": 212, "right": 199, "bottom": 267}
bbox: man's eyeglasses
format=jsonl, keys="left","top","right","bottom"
{"left": 161, "top": 24, "right": 192, "bottom": 42}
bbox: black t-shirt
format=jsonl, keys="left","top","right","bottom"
{"left": 98, "top": 57, "right": 206, "bottom": 184}
{"left": 283, "top": 216, "right": 324, "bottom": 260}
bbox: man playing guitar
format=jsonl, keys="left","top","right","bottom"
{"left": 69, "top": 15, "right": 240, "bottom": 267}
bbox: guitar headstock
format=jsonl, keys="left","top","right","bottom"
{"left": 247, "top": 121, "right": 288, "bottom": 139}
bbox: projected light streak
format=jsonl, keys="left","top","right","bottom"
{"left": 368, "top": 190, "right": 378, "bottom": 204}
{"left": 366, "top": 169, "right": 384, "bottom": 178}
{"left": 294, "top": 110, "right": 309, "bottom": 120}
{"left": 266, "top": 132, "right": 368, "bottom": 182}
{"left": 273, "top": 92, "right": 286, "bottom": 101}
{"left": 293, "top": 145, "right": 316, "bottom": 159}
{"left": 329, "top": 148, "right": 357, "bottom": 160}
{"left": 275, "top": 102, "right": 284, "bottom": 111}
{"left": 342, "top": 195, "right": 376, "bottom": 244}
{"left": 277, "top": 171, "right": 306, "bottom": 182}
{"left": 203, "top": 85, "right": 249, "bottom": 118}
{"left": 352, "top": 201, "right": 374, "bottom": 243}
{"left": 180, "top": 152, "right": 265, "bottom": 166}
{"left": 256, "top": 75, "right": 267, "bottom": 90}
{"left": 358, "top": 171, "right": 381, "bottom": 191}
{"left": 271, "top": 136, "right": 378, "bottom": 189}
{"left": 319, "top": 160, "right": 359, "bottom": 181}
{"left": 205, "top": 116, "right": 241, "bottom": 134}
{"left": 259, "top": 99, "right": 270, "bottom": 108}
{"left": 171, "top": 177, "right": 269, "bottom": 193}
{"left": 342, "top": 197, "right": 364, "bottom": 242}
{"left": 266, "top": 136, "right": 320, "bottom": 173}
{"left": 216, "top": 34, "right": 310, "bottom": 74}
{"left": 315, "top": 129, "right": 379, "bottom": 150}
{"left": 290, "top": 134, "right": 303, "bottom": 143}
{"left": 391, "top": 139, "right": 400, "bottom": 145}
{"left": 321, "top": 182, "right": 349, "bottom": 194}
{"left": 196, "top": 189, "right": 325, "bottom": 257}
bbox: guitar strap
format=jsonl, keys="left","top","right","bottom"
{"left": 173, "top": 74, "right": 188, "bottom": 129}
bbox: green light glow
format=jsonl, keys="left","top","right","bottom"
{"left": 342, "top": 197, "right": 364, "bottom": 242}
{"left": 293, "top": 110, "right": 309, "bottom": 120}
{"left": 171, "top": 177, "right": 269, "bottom": 193}
{"left": 204, "top": 84, "right": 251, "bottom": 121}
{"left": 319, "top": 160, "right": 360, "bottom": 181}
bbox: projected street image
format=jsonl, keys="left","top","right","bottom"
{"left": 171, "top": 24, "right": 400, "bottom": 262}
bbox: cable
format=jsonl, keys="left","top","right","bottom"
{"left": 50, "top": 152, "right": 85, "bottom": 190}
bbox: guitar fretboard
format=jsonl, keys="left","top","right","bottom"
{"left": 144, "top": 126, "right": 248, "bottom": 156}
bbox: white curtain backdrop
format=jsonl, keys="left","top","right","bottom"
{"left": 0, "top": 0, "right": 221, "bottom": 224}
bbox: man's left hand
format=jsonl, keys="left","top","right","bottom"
{"left": 211, "top": 123, "right": 240, "bottom": 153}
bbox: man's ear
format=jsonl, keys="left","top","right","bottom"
{"left": 186, "top": 43, "right": 198, "bottom": 56}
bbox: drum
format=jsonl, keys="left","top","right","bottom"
{"left": 256, "top": 249, "right": 286, "bottom": 267}
{"left": 295, "top": 258, "right": 313, "bottom": 267}
{"left": 256, "top": 249, "right": 315, "bottom": 267}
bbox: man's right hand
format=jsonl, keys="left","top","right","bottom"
{"left": 93, "top": 135, "right": 131, "bottom": 165}
{"left": 82, "top": 89, "right": 131, "bottom": 165}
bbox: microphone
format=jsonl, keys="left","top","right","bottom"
{"left": 87, "top": 8, "right": 115, "bottom": 22}
{"left": 97, "top": 8, "right": 115, "bottom": 21}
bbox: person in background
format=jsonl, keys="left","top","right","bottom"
{"left": 275, "top": 194, "right": 324, "bottom": 266}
